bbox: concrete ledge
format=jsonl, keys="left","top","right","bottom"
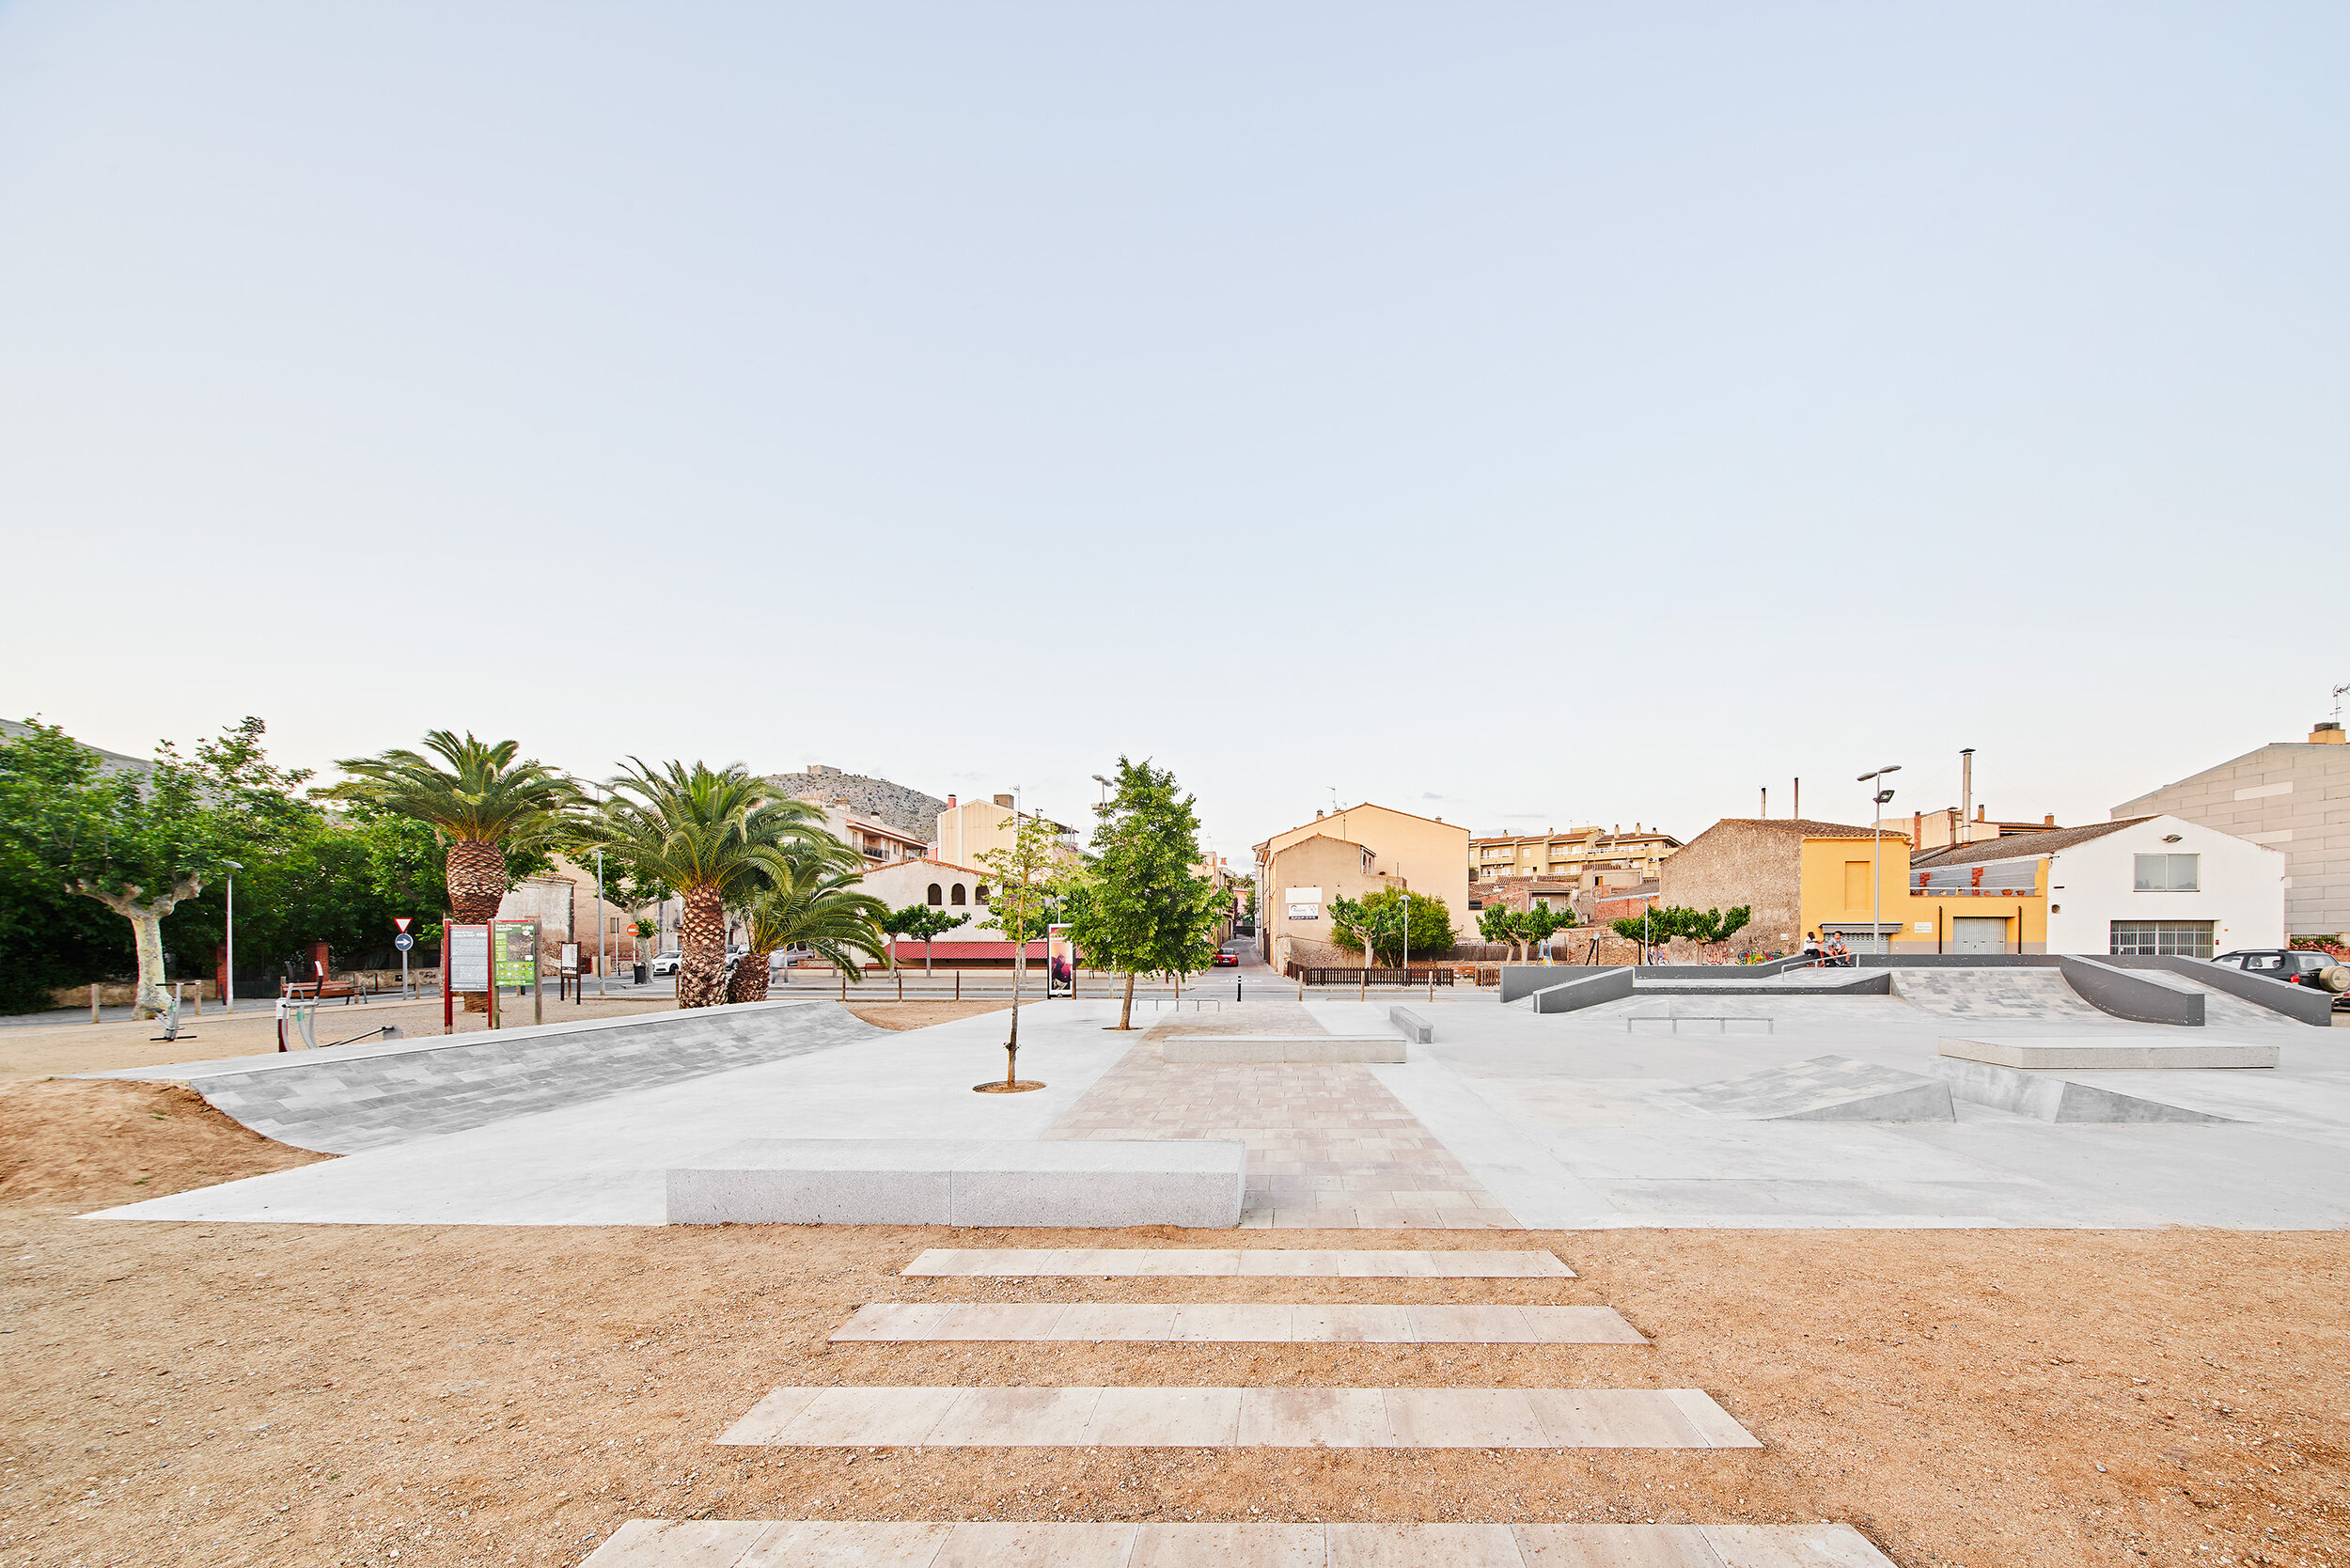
{"left": 2105, "top": 954, "right": 2337, "bottom": 1027}
{"left": 1501, "top": 965, "right": 1629, "bottom": 1003}
{"left": 1937, "top": 1059, "right": 2234, "bottom": 1123}
{"left": 1512, "top": 968, "right": 1635, "bottom": 1014}
{"left": 1938, "top": 1035, "right": 2280, "bottom": 1071}
{"left": 2058, "top": 955, "right": 2204, "bottom": 1027}
{"left": 1162, "top": 1036, "right": 1406, "bottom": 1064}
{"left": 667, "top": 1138, "right": 1246, "bottom": 1228}
{"left": 1387, "top": 1007, "right": 1434, "bottom": 1043}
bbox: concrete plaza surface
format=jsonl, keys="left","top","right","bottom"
{"left": 82, "top": 968, "right": 2350, "bottom": 1230}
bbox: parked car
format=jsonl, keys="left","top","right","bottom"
{"left": 650, "top": 950, "right": 682, "bottom": 976}
{"left": 2213, "top": 949, "right": 2350, "bottom": 1010}
{"left": 1212, "top": 946, "right": 1241, "bottom": 967}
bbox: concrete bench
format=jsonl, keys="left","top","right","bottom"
{"left": 667, "top": 1138, "right": 1246, "bottom": 1228}
{"left": 1388, "top": 1007, "right": 1434, "bottom": 1043}
{"left": 1160, "top": 1035, "right": 1405, "bottom": 1064}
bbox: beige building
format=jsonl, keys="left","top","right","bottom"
{"left": 805, "top": 801, "right": 927, "bottom": 867}
{"left": 2112, "top": 719, "right": 2350, "bottom": 938}
{"left": 1470, "top": 825, "right": 1681, "bottom": 895}
{"left": 933, "top": 792, "right": 1079, "bottom": 868}
{"left": 1877, "top": 807, "right": 2063, "bottom": 853}
{"left": 1253, "top": 803, "right": 1470, "bottom": 969}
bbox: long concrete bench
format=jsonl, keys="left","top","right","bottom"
{"left": 667, "top": 1138, "right": 1246, "bottom": 1228}
{"left": 1160, "top": 1035, "right": 1405, "bottom": 1064}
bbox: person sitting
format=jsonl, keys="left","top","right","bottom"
{"left": 1800, "top": 931, "right": 1822, "bottom": 964}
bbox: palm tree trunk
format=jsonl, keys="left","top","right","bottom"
{"left": 728, "top": 949, "right": 772, "bottom": 1003}
{"left": 678, "top": 886, "right": 728, "bottom": 1008}
{"left": 445, "top": 839, "right": 507, "bottom": 925}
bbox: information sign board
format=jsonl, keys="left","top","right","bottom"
{"left": 494, "top": 919, "right": 538, "bottom": 989}
{"left": 446, "top": 923, "right": 492, "bottom": 993}
{"left": 558, "top": 942, "right": 580, "bottom": 976}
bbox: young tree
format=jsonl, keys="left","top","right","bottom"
{"left": 1329, "top": 886, "right": 1455, "bottom": 967}
{"left": 1064, "top": 757, "right": 1227, "bottom": 1030}
{"left": 1677, "top": 905, "right": 1752, "bottom": 960}
{"left": 1610, "top": 904, "right": 1689, "bottom": 963}
{"left": 884, "top": 903, "right": 964, "bottom": 974}
{"left": 973, "top": 812, "right": 1063, "bottom": 1089}
{"left": 576, "top": 761, "right": 840, "bottom": 1008}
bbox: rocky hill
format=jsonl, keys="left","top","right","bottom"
{"left": 767, "top": 764, "right": 947, "bottom": 841}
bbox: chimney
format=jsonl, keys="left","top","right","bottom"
{"left": 2044, "top": 813, "right": 2057, "bottom": 826}
{"left": 1976, "top": 806, "right": 1986, "bottom": 822}
{"left": 2312, "top": 723, "right": 2346, "bottom": 745}
{"left": 994, "top": 793, "right": 1014, "bottom": 808}
{"left": 1314, "top": 808, "right": 1324, "bottom": 819}
{"left": 946, "top": 793, "right": 957, "bottom": 808}
{"left": 1960, "top": 747, "right": 1974, "bottom": 839}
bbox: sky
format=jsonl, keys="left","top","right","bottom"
{"left": 1, "top": 3, "right": 2343, "bottom": 864}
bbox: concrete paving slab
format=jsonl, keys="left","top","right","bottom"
{"left": 716, "top": 1388, "right": 1748, "bottom": 1449}
{"left": 1162, "top": 1038, "right": 1408, "bottom": 1064}
{"left": 830, "top": 1301, "right": 1644, "bottom": 1344}
{"left": 900, "top": 1249, "right": 1574, "bottom": 1278}
{"left": 581, "top": 1524, "right": 1895, "bottom": 1568}
{"left": 1665, "top": 1057, "right": 1953, "bottom": 1122}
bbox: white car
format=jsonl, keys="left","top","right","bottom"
{"left": 650, "top": 950, "right": 682, "bottom": 976}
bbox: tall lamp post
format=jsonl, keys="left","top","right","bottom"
{"left": 1856, "top": 766, "right": 1903, "bottom": 956}
{"left": 221, "top": 860, "right": 243, "bottom": 1012}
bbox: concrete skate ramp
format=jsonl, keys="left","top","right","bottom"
{"left": 1667, "top": 1055, "right": 1955, "bottom": 1121}
{"left": 92, "top": 1000, "right": 885, "bottom": 1154}
{"left": 1938, "top": 1059, "right": 2235, "bottom": 1123}
{"left": 1888, "top": 967, "right": 2112, "bottom": 1023}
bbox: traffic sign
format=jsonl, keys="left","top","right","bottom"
{"left": 393, "top": 917, "right": 415, "bottom": 934}
{"left": 394, "top": 933, "right": 415, "bottom": 952}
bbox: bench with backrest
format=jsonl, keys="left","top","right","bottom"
{"left": 281, "top": 959, "right": 364, "bottom": 1004}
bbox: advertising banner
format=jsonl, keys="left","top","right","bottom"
{"left": 446, "top": 923, "right": 492, "bottom": 993}
{"left": 1046, "top": 923, "right": 1075, "bottom": 996}
{"left": 494, "top": 919, "right": 539, "bottom": 989}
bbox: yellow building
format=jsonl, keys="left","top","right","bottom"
{"left": 1254, "top": 803, "right": 1470, "bottom": 969}
{"left": 1797, "top": 830, "right": 2046, "bottom": 954}
{"left": 933, "top": 792, "right": 1079, "bottom": 868}
{"left": 1470, "top": 825, "right": 1682, "bottom": 894}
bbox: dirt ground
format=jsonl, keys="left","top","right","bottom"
{"left": 2, "top": 1090, "right": 2345, "bottom": 1568}
{"left": 843, "top": 1002, "right": 1014, "bottom": 1032}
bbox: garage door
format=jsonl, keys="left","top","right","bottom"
{"left": 1950, "top": 917, "right": 2008, "bottom": 955}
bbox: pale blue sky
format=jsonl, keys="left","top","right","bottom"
{"left": 1, "top": 3, "right": 2342, "bottom": 858}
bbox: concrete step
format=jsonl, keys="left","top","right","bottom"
{"left": 832, "top": 1302, "right": 1648, "bottom": 1344}
{"left": 716, "top": 1386, "right": 1758, "bottom": 1449}
{"left": 902, "top": 1249, "right": 1574, "bottom": 1278}
{"left": 583, "top": 1519, "right": 1891, "bottom": 1566}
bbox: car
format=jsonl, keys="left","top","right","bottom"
{"left": 2213, "top": 949, "right": 2350, "bottom": 1009}
{"left": 1212, "top": 946, "right": 1241, "bottom": 967}
{"left": 650, "top": 950, "right": 682, "bottom": 976}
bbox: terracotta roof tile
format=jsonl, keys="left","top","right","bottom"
{"left": 1910, "top": 818, "right": 2153, "bottom": 867}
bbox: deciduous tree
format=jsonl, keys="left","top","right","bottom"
{"left": 1064, "top": 757, "right": 1226, "bottom": 1030}
{"left": 973, "top": 812, "right": 1064, "bottom": 1087}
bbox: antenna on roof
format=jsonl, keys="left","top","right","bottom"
{"left": 1329, "top": 785, "right": 1340, "bottom": 814}
{"left": 2335, "top": 682, "right": 2349, "bottom": 724}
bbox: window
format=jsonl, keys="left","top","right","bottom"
{"left": 949, "top": 884, "right": 966, "bottom": 906}
{"left": 2110, "top": 920, "right": 2215, "bottom": 959}
{"left": 975, "top": 885, "right": 989, "bottom": 904}
{"left": 2133, "top": 854, "right": 2200, "bottom": 892}
{"left": 926, "top": 884, "right": 943, "bottom": 906}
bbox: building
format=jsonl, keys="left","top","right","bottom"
{"left": 1253, "top": 803, "right": 1470, "bottom": 970}
{"left": 1908, "top": 816, "right": 2284, "bottom": 959}
{"left": 2111, "top": 720, "right": 2350, "bottom": 938}
{"left": 1469, "top": 825, "right": 1681, "bottom": 895}
{"left": 805, "top": 800, "right": 927, "bottom": 867}
{"left": 933, "top": 792, "right": 1079, "bottom": 869}
{"left": 1660, "top": 819, "right": 1896, "bottom": 953}
{"left": 845, "top": 855, "right": 1045, "bottom": 969}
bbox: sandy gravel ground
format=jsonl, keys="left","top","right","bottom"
{"left": 843, "top": 1002, "right": 1014, "bottom": 1032}
{"left": 1, "top": 1080, "right": 2343, "bottom": 1568}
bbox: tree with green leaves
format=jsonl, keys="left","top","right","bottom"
{"left": 574, "top": 761, "right": 840, "bottom": 1008}
{"left": 1328, "top": 886, "right": 1456, "bottom": 967}
{"left": 1676, "top": 905, "right": 1752, "bottom": 959}
{"left": 727, "top": 847, "right": 889, "bottom": 1003}
{"left": 884, "top": 903, "right": 964, "bottom": 974}
{"left": 329, "top": 731, "right": 579, "bottom": 927}
{"left": 1480, "top": 901, "right": 1578, "bottom": 962}
{"left": 973, "top": 811, "right": 1065, "bottom": 1088}
{"left": 1064, "top": 757, "right": 1227, "bottom": 1030}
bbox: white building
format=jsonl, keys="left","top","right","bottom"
{"left": 1909, "top": 814, "right": 2284, "bottom": 957}
{"left": 850, "top": 857, "right": 991, "bottom": 934}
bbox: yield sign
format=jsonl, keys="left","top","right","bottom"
{"left": 393, "top": 917, "right": 415, "bottom": 933}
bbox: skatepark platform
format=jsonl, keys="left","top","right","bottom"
{"left": 1938, "top": 1034, "right": 2280, "bottom": 1070}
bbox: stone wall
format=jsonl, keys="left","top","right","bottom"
{"left": 1659, "top": 823, "right": 1806, "bottom": 950}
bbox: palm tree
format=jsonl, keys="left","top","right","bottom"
{"left": 331, "top": 731, "right": 578, "bottom": 925}
{"left": 728, "top": 850, "right": 891, "bottom": 1003}
{"left": 574, "top": 760, "right": 838, "bottom": 1008}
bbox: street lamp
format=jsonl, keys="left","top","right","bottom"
{"left": 1091, "top": 774, "right": 1112, "bottom": 821}
{"left": 1856, "top": 766, "right": 1903, "bottom": 957}
{"left": 221, "top": 860, "right": 243, "bottom": 1012}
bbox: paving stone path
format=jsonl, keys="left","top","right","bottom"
{"left": 581, "top": 1244, "right": 1896, "bottom": 1567}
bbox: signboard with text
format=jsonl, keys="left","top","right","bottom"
{"left": 446, "top": 923, "right": 492, "bottom": 993}
{"left": 494, "top": 919, "right": 539, "bottom": 989}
